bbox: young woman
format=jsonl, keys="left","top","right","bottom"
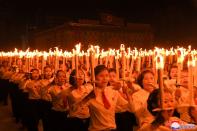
{"left": 164, "top": 65, "right": 178, "bottom": 91}
{"left": 25, "top": 68, "right": 41, "bottom": 131}
{"left": 39, "top": 66, "right": 54, "bottom": 131}
{"left": 164, "top": 65, "right": 180, "bottom": 118}
{"left": 86, "top": 65, "right": 129, "bottom": 131}
{"left": 169, "top": 65, "right": 178, "bottom": 80}
{"left": 48, "top": 70, "right": 70, "bottom": 131}
{"left": 139, "top": 89, "right": 197, "bottom": 131}
{"left": 108, "top": 68, "right": 137, "bottom": 131}
{"left": 10, "top": 71, "right": 29, "bottom": 127}
{"left": 108, "top": 68, "right": 117, "bottom": 86}
{"left": 128, "top": 69, "right": 156, "bottom": 128}
{"left": 67, "top": 68, "right": 93, "bottom": 131}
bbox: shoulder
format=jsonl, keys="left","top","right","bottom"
{"left": 169, "top": 117, "right": 187, "bottom": 124}
{"left": 26, "top": 80, "right": 33, "bottom": 85}
{"left": 48, "top": 85, "right": 58, "bottom": 91}
{"left": 84, "top": 83, "right": 94, "bottom": 90}
{"left": 139, "top": 124, "right": 171, "bottom": 131}
{"left": 106, "top": 86, "right": 117, "bottom": 93}
{"left": 132, "top": 89, "right": 145, "bottom": 96}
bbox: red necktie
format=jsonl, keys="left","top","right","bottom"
{"left": 195, "top": 98, "right": 197, "bottom": 105}
{"left": 102, "top": 90, "right": 111, "bottom": 109}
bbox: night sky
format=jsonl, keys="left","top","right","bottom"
{"left": 1, "top": 0, "right": 197, "bottom": 49}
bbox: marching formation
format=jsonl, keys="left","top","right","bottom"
{"left": 0, "top": 44, "right": 197, "bottom": 131}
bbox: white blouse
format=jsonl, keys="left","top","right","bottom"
{"left": 87, "top": 86, "right": 129, "bottom": 131}
{"left": 49, "top": 83, "right": 70, "bottom": 112}
{"left": 39, "top": 77, "right": 54, "bottom": 101}
{"left": 26, "top": 80, "right": 41, "bottom": 100}
{"left": 68, "top": 83, "right": 93, "bottom": 119}
{"left": 129, "top": 88, "right": 154, "bottom": 127}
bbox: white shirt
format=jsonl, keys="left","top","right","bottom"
{"left": 129, "top": 88, "right": 154, "bottom": 127}
{"left": 87, "top": 86, "right": 128, "bottom": 131}
{"left": 68, "top": 83, "right": 93, "bottom": 119}
{"left": 39, "top": 78, "right": 54, "bottom": 101}
{"left": 26, "top": 80, "right": 41, "bottom": 100}
{"left": 177, "top": 86, "right": 191, "bottom": 123}
{"left": 164, "top": 79, "right": 177, "bottom": 94}
{"left": 19, "top": 78, "right": 30, "bottom": 92}
{"left": 49, "top": 83, "right": 70, "bottom": 112}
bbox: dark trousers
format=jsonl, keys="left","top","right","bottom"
{"left": 48, "top": 110, "right": 69, "bottom": 131}
{"left": 9, "top": 83, "right": 21, "bottom": 121}
{"left": 39, "top": 100, "right": 52, "bottom": 131}
{"left": 20, "top": 91, "right": 29, "bottom": 127}
{"left": 68, "top": 117, "right": 89, "bottom": 131}
{"left": 115, "top": 112, "right": 137, "bottom": 131}
{"left": 9, "top": 82, "right": 29, "bottom": 126}
{"left": 26, "top": 99, "right": 41, "bottom": 131}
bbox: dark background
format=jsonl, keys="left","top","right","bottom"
{"left": 1, "top": 0, "right": 197, "bottom": 50}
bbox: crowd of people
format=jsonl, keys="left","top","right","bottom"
{"left": 0, "top": 60, "right": 197, "bottom": 131}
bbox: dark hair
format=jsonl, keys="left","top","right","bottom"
{"left": 30, "top": 68, "right": 39, "bottom": 73}
{"left": 108, "top": 68, "right": 116, "bottom": 73}
{"left": 94, "top": 65, "right": 108, "bottom": 77}
{"left": 69, "top": 69, "right": 77, "bottom": 87}
{"left": 137, "top": 69, "right": 154, "bottom": 88}
{"left": 148, "top": 89, "right": 174, "bottom": 127}
{"left": 69, "top": 69, "right": 86, "bottom": 89}
{"left": 147, "top": 89, "right": 165, "bottom": 127}
{"left": 147, "top": 89, "right": 160, "bottom": 116}
{"left": 44, "top": 65, "right": 52, "bottom": 71}
{"left": 56, "top": 70, "right": 65, "bottom": 77}
{"left": 30, "top": 68, "right": 40, "bottom": 80}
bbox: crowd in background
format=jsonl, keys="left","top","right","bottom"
{"left": 0, "top": 59, "right": 197, "bottom": 131}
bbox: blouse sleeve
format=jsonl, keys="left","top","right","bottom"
{"left": 116, "top": 90, "right": 129, "bottom": 112}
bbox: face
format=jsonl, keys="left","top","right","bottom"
{"left": 161, "top": 92, "right": 175, "bottom": 120}
{"left": 180, "top": 71, "right": 188, "bottom": 88}
{"left": 170, "top": 67, "right": 178, "bottom": 79}
{"left": 95, "top": 69, "right": 109, "bottom": 88}
{"left": 44, "top": 67, "right": 53, "bottom": 79}
{"left": 109, "top": 71, "right": 117, "bottom": 85}
{"left": 56, "top": 71, "right": 66, "bottom": 86}
{"left": 142, "top": 72, "right": 155, "bottom": 92}
{"left": 31, "top": 70, "right": 39, "bottom": 80}
{"left": 77, "top": 70, "right": 85, "bottom": 86}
